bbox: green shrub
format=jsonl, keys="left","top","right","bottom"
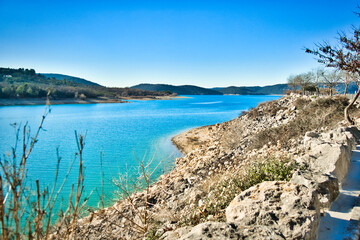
{"left": 183, "top": 156, "right": 297, "bottom": 225}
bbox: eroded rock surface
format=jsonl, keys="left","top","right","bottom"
{"left": 173, "top": 222, "right": 286, "bottom": 240}
{"left": 304, "top": 127, "right": 358, "bottom": 182}
{"left": 226, "top": 181, "right": 320, "bottom": 240}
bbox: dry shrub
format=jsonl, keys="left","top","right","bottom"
{"left": 247, "top": 100, "right": 287, "bottom": 119}
{"left": 293, "top": 97, "right": 311, "bottom": 109}
{"left": 0, "top": 106, "right": 88, "bottom": 240}
{"left": 251, "top": 96, "right": 355, "bottom": 149}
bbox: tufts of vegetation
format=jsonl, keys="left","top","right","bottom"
{"left": 145, "top": 223, "right": 163, "bottom": 240}
{"left": 293, "top": 97, "right": 311, "bottom": 109}
{"left": 182, "top": 155, "right": 297, "bottom": 225}
{"left": 246, "top": 100, "right": 287, "bottom": 119}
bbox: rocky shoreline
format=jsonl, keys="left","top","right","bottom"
{"left": 66, "top": 94, "right": 360, "bottom": 239}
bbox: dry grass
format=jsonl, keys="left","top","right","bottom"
{"left": 246, "top": 100, "right": 288, "bottom": 119}
{"left": 251, "top": 96, "right": 354, "bottom": 149}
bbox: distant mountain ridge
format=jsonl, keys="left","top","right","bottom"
{"left": 131, "top": 84, "right": 222, "bottom": 95}
{"left": 214, "top": 84, "right": 289, "bottom": 95}
{"left": 132, "top": 83, "right": 289, "bottom": 95}
{"left": 42, "top": 73, "right": 101, "bottom": 86}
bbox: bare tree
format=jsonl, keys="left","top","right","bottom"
{"left": 287, "top": 72, "right": 313, "bottom": 95}
{"left": 320, "top": 69, "right": 341, "bottom": 96}
{"left": 306, "top": 18, "right": 360, "bottom": 124}
{"left": 301, "top": 71, "right": 316, "bottom": 95}
{"left": 311, "top": 68, "right": 324, "bottom": 96}
{"left": 287, "top": 74, "right": 298, "bottom": 92}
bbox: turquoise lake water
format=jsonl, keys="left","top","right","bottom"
{"left": 0, "top": 95, "right": 280, "bottom": 209}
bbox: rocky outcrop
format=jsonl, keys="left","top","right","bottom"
{"left": 304, "top": 127, "right": 358, "bottom": 182}
{"left": 290, "top": 171, "right": 339, "bottom": 210}
{"left": 167, "top": 126, "right": 360, "bottom": 239}
{"left": 226, "top": 181, "right": 320, "bottom": 240}
{"left": 299, "top": 127, "right": 360, "bottom": 209}
{"left": 171, "top": 125, "right": 217, "bottom": 154}
{"left": 164, "top": 222, "right": 286, "bottom": 240}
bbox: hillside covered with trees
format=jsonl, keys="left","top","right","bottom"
{"left": 213, "top": 84, "right": 289, "bottom": 95}
{"left": 131, "top": 84, "right": 223, "bottom": 95}
{"left": 0, "top": 68, "right": 175, "bottom": 100}
{"left": 132, "top": 83, "right": 291, "bottom": 95}
{"left": 42, "top": 73, "right": 102, "bottom": 86}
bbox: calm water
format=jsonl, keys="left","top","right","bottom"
{"left": 0, "top": 95, "right": 280, "bottom": 209}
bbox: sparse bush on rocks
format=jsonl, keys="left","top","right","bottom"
{"left": 293, "top": 97, "right": 311, "bottom": 109}
{"left": 182, "top": 155, "right": 297, "bottom": 224}
{"left": 0, "top": 106, "right": 88, "bottom": 240}
{"left": 246, "top": 100, "right": 287, "bottom": 119}
{"left": 111, "top": 152, "right": 162, "bottom": 237}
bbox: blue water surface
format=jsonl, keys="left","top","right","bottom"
{"left": 0, "top": 95, "right": 280, "bottom": 209}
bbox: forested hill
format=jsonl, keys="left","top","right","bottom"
{"left": 42, "top": 73, "right": 101, "bottom": 86}
{"left": 132, "top": 83, "right": 289, "bottom": 95}
{"left": 214, "top": 84, "right": 289, "bottom": 95}
{"left": 131, "top": 84, "right": 223, "bottom": 95}
{"left": 0, "top": 67, "right": 174, "bottom": 99}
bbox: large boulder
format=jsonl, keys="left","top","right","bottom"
{"left": 225, "top": 181, "right": 320, "bottom": 240}
{"left": 304, "top": 127, "right": 358, "bottom": 182}
{"left": 309, "top": 142, "right": 351, "bottom": 182}
{"left": 163, "top": 222, "right": 285, "bottom": 240}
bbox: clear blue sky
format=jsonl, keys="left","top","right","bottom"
{"left": 0, "top": 0, "right": 359, "bottom": 88}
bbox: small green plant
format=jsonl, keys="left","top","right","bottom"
{"left": 245, "top": 157, "right": 294, "bottom": 184}
{"left": 145, "top": 224, "right": 162, "bottom": 240}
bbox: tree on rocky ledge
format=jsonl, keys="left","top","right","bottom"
{"left": 305, "top": 14, "right": 360, "bottom": 125}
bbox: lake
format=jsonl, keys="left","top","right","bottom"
{"left": 0, "top": 95, "right": 280, "bottom": 210}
